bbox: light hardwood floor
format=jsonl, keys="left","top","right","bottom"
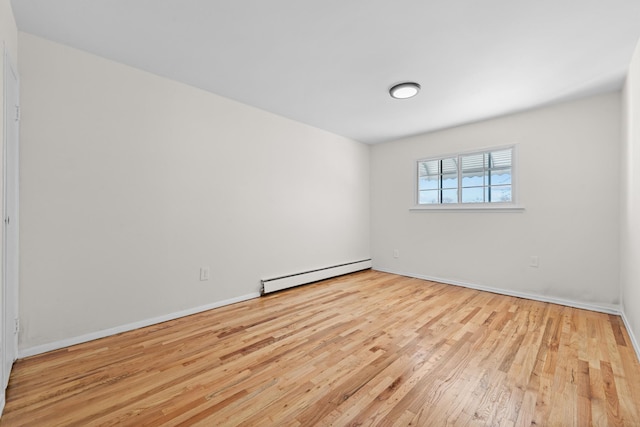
{"left": 2, "top": 270, "right": 640, "bottom": 426}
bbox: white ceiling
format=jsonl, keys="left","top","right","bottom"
{"left": 11, "top": 0, "right": 640, "bottom": 144}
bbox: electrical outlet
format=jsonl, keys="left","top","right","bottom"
{"left": 200, "top": 267, "right": 210, "bottom": 281}
{"left": 393, "top": 249, "right": 400, "bottom": 259}
{"left": 529, "top": 256, "right": 539, "bottom": 268}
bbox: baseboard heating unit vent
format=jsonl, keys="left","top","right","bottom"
{"left": 261, "top": 259, "right": 372, "bottom": 295}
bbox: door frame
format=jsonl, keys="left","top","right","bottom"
{"left": 2, "top": 45, "right": 19, "bottom": 401}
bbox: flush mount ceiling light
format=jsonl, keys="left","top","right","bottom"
{"left": 389, "top": 82, "right": 421, "bottom": 99}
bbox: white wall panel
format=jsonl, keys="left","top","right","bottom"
{"left": 18, "top": 33, "right": 370, "bottom": 351}
{"left": 371, "top": 93, "right": 621, "bottom": 307}
{"left": 621, "top": 39, "right": 640, "bottom": 356}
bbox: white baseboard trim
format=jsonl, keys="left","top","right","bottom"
{"left": 374, "top": 268, "right": 621, "bottom": 315}
{"left": 17, "top": 271, "right": 638, "bottom": 364}
{"left": 620, "top": 309, "right": 640, "bottom": 363}
{"left": 18, "top": 292, "right": 260, "bottom": 359}
{"left": 0, "top": 391, "right": 5, "bottom": 418}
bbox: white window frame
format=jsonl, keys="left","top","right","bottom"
{"left": 411, "top": 144, "right": 524, "bottom": 212}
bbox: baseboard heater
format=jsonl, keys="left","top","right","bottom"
{"left": 261, "top": 259, "right": 372, "bottom": 295}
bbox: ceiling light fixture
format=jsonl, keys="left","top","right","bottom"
{"left": 389, "top": 82, "right": 421, "bottom": 99}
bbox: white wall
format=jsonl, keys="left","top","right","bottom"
{"left": 621, "top": 40, "right": 640, "bottom": 353}
{"left": 18, "top": 33, "right": 370, "bottom": 351}
{"left": 371, "top": 93, "right": 621, "bottom": 309}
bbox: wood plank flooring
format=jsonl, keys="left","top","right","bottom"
{"left": 2, "top": 270, "right": 640, "bottom": 426}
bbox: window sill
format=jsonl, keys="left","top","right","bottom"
{"left": 410, "top": 204, "right": 525, "bottom": 212}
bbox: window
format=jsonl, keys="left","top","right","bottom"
{"left": 417, "top": 146, "right": 514, "bottom": 206}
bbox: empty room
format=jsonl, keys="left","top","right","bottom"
{"left": 1, "top": 0, "right": 640, "bottom": 425}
